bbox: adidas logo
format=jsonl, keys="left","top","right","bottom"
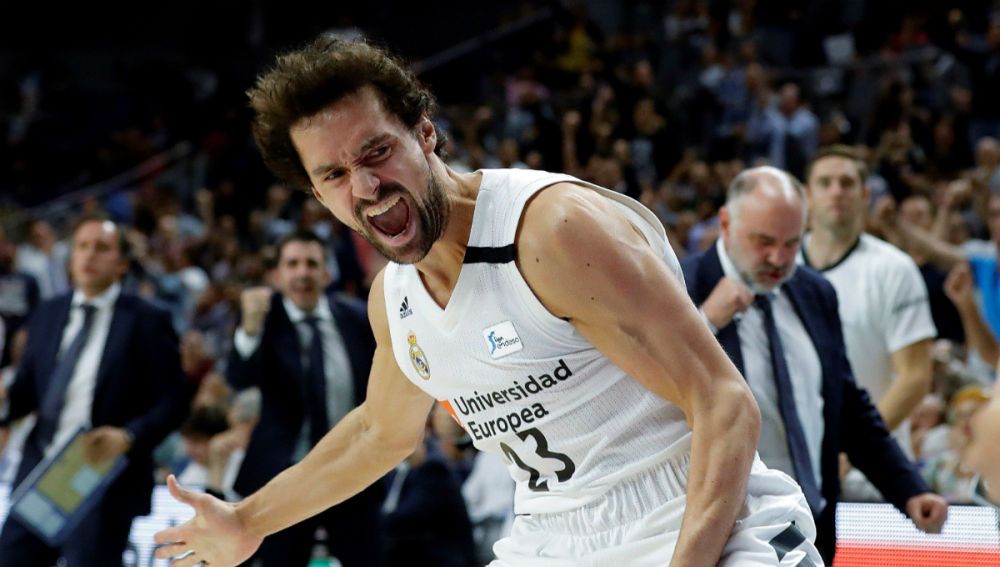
{"left": 399, "top": 296, "right": 413, "bottom": 319}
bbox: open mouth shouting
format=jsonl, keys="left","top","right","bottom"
{"left": 365, "top": 194, "right": 413, "bottom": 241}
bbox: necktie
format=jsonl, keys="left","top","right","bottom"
{"left": 754, "top": 293, "right": 824, "bottom": 513}
{"left": 37, "top": 304, "right": 98, "bottom": 446}
{"left": 304, "top": 316, "right": 330, "bottom": 445}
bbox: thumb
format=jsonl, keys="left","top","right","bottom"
{"left": 167, "top": 474, "right": 200, "bottom": 507}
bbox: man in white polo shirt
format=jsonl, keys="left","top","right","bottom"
{"left": 801, "top": 145, "right": 936, "bottom": 499}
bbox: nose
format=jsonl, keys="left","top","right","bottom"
{"left": 766, "top": 246, "right": 793, "bottom": 267}
{"left": 352, "top": 170, "right": 380, "bottom": 200}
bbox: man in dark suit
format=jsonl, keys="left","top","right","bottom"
{"left": 680, "top": 166, "right": 948, "bottom": 564}
{"left": 0, "top": 214, "right": 191, "bottom": 567}
{"left": 227, "top": 229, "right": 382, "bottom": 567}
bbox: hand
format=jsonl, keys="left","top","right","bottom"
{"left": 905, "top": 492, "right": 948, "bottom": 534}
{"left": 208, "top": 425, "right": 254, "bottom": 466}
{"left": 700, "top": 277, "right": 754, "bottom": 330}
{"left": 941, "top": 179, "right": 972, "bottom": 210}
{"left": 83, "top": 426, "right": 132, "bottom": 465}
{"left": 240, "top": 287, "right": 273, "bottom": 336}
{"left": 154, "top": 475, "right": 262, "bottom": 567}
{"left": 943, "top": 262, "right": 976, "bottom": 311}
{"left": 562, "top": 110, "right": 581, "bottom": 134}
{"left": 870, "top": 195, "right": 898, "bottom": 233}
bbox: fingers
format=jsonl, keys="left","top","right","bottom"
{"left": 925, "top": 501, "right": 948, "bottom": 533}
{"left": 735, "top": 286, "right": 754, "bottom": 311}
{"left": 909, "top": 496, "right": 948, "bottom": 534}
{"left": 171, "top": 553, "right": 205, "bottom": 567}
{"left": 154, "top": 542, "right": 191, "bottom": 560}
{"left": 154, "top": 522, "right": 187, "bottom": 546}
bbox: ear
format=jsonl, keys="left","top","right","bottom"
{"left": 719, "top": 206, "right": 732, "bottom": 238}
{"left": 417, "top": 115, "right": 437, "bottom": 154}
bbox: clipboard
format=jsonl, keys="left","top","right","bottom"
{"left": 7, "top": 427, "right": 127, "bottom": 545}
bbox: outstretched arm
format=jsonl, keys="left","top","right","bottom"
{"left": 155, "top": 271, "right": 435, "bottom": 567}
{"left": 518, "top": 183, "right": 760, "bottom": 567}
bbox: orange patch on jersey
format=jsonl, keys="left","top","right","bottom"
{"left": 438, "top": 400, "right": 460, "bottom": 423}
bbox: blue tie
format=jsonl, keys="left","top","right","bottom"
{"left": 37, "top": 304, "right": 98, "bottom": 447}
{"left": 304, "top": 316, "right": 330, "bottom": 445}
{"left": 755, "top": 293, "right": 824, "bottom": 514}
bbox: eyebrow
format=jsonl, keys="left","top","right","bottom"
{"left": 310, "top": 133, "right": 393, "bottom": 177}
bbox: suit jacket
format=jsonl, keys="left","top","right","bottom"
{"left": 227, "top": 291, "right": 377, "bottom": 495}
{"left": 4, "top": 291, "right": 191, "bottom": 518}
{"left": 681, "top": 243, "right": 929, "bottom": 563}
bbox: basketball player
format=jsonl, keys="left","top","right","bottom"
{"left": 155, "top": 37, "right": 823, "bottom": 566}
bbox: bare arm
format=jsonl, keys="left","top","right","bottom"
{"left": 236, "top": 269, "right": 435, "bottom": 533}
{"left": 156, "top": 271, "right": 435, "bottom": 567}
{"left": 945, "top": 263, "right": 1000, "bottom": 363}
{"left": 876, "top": 199, "right": 966, "bottom": 271}
{"left": 518, "top": 184, "right": 760, "bottom": 567}
{"left": 879, "top": 339, "right": 933, "bottom": 430}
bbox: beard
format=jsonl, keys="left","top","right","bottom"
{"left": 728, "top": 240, "right": 796, "bottom": 292}
{"left": 354, "top": 167, "right": 450, "bottom": 264}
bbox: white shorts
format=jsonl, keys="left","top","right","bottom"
{"left": 489, "top": 453, "right": 825, "bottom": 566}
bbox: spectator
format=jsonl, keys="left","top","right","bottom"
{"left": 681, "top": 166, "right": 947, "bottom": 563}
{"left": 801, "top": 146, "right": 936, "bottom": 500}
{"left": 226, "top": 229, "right": 382, "bottom": 567}
{"left": 0, "top": 225, "right": 39, "bottom": 368}
{"left": 15, "top": 218, "right": 69, "bottom": 299}
{"left": 0, "top": 214, "right": 191, "bottom": 567}
{"left": 175, "top": 404, "right": 230, "bottom": 486}
{"left": 0, "top": 330, "right": 31, "bottom": 484}
{"left": 921, "top": 385, "right": 991, "bottom": 503}
{"left": 966, "top": 373, "right": 1000, "bottom": 505}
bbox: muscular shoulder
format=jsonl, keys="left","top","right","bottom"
{"left": 518, "top": 182, "right": 639, "bottom": 267}
{"left": 516, "top": 182, "right": 654, "bottom": 319}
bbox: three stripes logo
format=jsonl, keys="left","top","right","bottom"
{"left": 399, "top": 296, "right": 413, "bottom": 319}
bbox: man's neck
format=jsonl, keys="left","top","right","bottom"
{"left": 805, "top": 224, "right": 862, "bottom": 270}
{"left": 413, "top": 169, "right": 482, "bottom": 307}
{"left": 79, "top": 283, "right": 115, "bottom": 301}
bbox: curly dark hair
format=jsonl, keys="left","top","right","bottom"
{"left": 248, "top": 36, "right": 445, "bottom": 190}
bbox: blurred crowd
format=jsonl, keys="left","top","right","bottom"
{"left": 2, "top": 0, "right": 1000, "bottom": 565}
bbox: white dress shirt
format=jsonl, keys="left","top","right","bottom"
{"left": 234, "top": 294, "right": 355, "bottom": 459}
{"left": 49, "top": 282, "right": 121, "bottom": 455}
{"left": 716, "top": 240, "right": 825, "bottom": 492}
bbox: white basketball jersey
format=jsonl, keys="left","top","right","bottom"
{"left": 384, "top": 169, "right": 693, "bottom": 514}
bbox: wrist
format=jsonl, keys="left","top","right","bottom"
{"left": 233, "top": 498, "right": 265, "bottom": 540}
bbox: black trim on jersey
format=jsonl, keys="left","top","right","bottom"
{"left": 801, "top": 236, "right": 861, "bottom": 272}
{"left": 464, "top": 244, "right": 516, "bottom": 264}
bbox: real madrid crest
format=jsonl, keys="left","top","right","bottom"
{"left": 407, "top": 331, "right": 431, "bottom": 380}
